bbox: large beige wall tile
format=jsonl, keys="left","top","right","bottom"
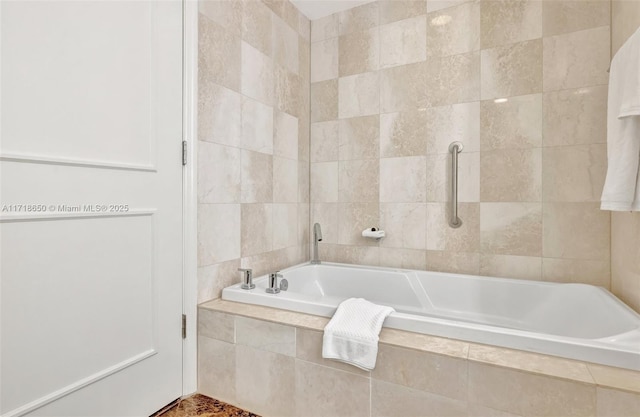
{"left": 241, "top": 41, "right": 274, "bottom": 104}
{"left": 310, "top": 161, "right": 338, "bottom": 202}
{"left": 380, "top": 61, "right": 428, "bottom": 113}
{"left": 298, "top": 203, "right": 310, "bottom": 248}
{"left": 338, "top": 71, "right": 380, "bottom": 118}
{"left": 426, "top": 102, "right": 480, "bottom": 154}
{"left": 299, "top": 114, "right": 311, "bottom": 162}
{"left": 480, "top": 0, "right": 542, "bottom": 49}
{"left": 295, "top": 328, "right": 369, "bottom": 376}
{"left": 542, "top": 86, "right": 607, "bottom": 147}
{"left": 338, "top": 202, "right": 380, "bottom": 246}
{"left": 543, "top": 26, "right": 610, "bottom": 92}
{"left": 543, "top": 0, "right": 610, "bottom": 37}
{"left": 481, "top": 39, "right": 542, "bottom": 100}
{"left": 380, "top": 16, "right": 427, "bottom": 68}
{"left": 241, "top": 150, "right": 273, "bottom": 203}
{"left": 371, "top": 379, "right": 467, "bottom": 417}
{"left": 311, "top": 203, "right": 339, "bottom": 244}
{"left": 427, "top": 203, "right": 480, "bottom": 252}
{"left": 543, "top": 202, "right": 610, "bottom": 260}
{"left": 198, "top": 83, "right": 242, "bottom": 146}
{"left": 198, "top": 337, "right": 236, "bottom": 404}
{"left": 200, "top": 0, "right": 242, "bottom": 37}
{"left": 467, "top": 404, "right": 522, "bottom": 417}
{"left": 427, "top": 1, "right": 480, "bottom": 57}
{"left": 480, "top": 149, "right": 542, "bottom": 202}
{"left": 298, "top": 160, "right": 310, "bottom": 203}
{"left": 428, "top": 0, "right": 473, "bottom": 13}
{"left": 426, "top": 152, "right": 480, "bottom": 202}
{"left": 319, "top": 243, "right": 380, "bottom": 266}
{"left": 612, "top": 0, "right": 640, "bottom": 54}
{"left": 198, "top": 142, "right": 241, "bottom": 204}
{"left": 199, "top": 15, "right": 241, "bottom": 92}
{"left": 480, "top": 94, "right": 542, "bottom": 150}
{"left": 311, "top": 79, "right": 338, "bottom": 122}
{"left": 273, "top": 203, "right": 298, "bottom": 249}
{"left": 542, "top": 144, "right": 607, "bottom": 202}
{"left": 241, "top": 97, "right": 273, "bottom": 154}
{"left": 426, "top": 250, "right": 480, "bottom": 274}
{"left": 241, "top": 0, "right": 272, "bottom": 57}
{"left": 339, "top": 28, "right": 379, "bottom": 76}
{"left": 311, "top": 38, "right": 338, "bottom": 82}
{"left": 197, "top": 259, "right": 241, "bottom": 303}
{"left": 236, "top": 345, "right": 295, "bottom": 417}
{"left": 198, "top": 204, "right": 241, "bottom": 265}
{"left": 468, "top": 362, "right": 596, "bottom": 416}
{"left": 273, "top": 15, "right": 299, "bottom": 74}
{"left": 379, "top": 247, "right": 428, "bottom": 270}
{"left": 373, "top": 344, "right": 468, "bottom": 400}
{"left": 480, "top": 254, "right": 542, "bottom": 280}
{"left": 235, "top": 316, "right": 296, "bottom": 356}
{"left": 339, "top": 159, "right": 380, "bottom": 202}
{"left": 597, "top": 388, "right": 640, "bottom": 417}
{"left": 311, "top": 14, "right": 339, "bottom": 43}
{"left": 198, "top": 309, "right": 235, "bottom": 342}
{"left": 295, "top": 360, "right": 370, "bottom": 417}
{"left": 379, "top": 156, "right": 427, "bottom": 203}
{"left": 339, "top": 115, "right": 380, "bottom": 160}
{"left": 273, "top": 156, "right": 298, "bottom": 202}
{"left": 480, "top": 202, "right": 543, "bottom": 256}
{"left": 274, "top": 111, "right": 299, "bottom": 160}
{"left": 380, "top": 109, "right": 428, "bottom": 158}
{"left": 339, "top": 1, "right": 379, "bottom": 35}
{"left": 611, "top": 211, "right": 640, "bottom": 312}
{"left": 241, "top": 203, "right": 273, "bottom": 256}
{"left": 380, "top": 0, "right": 427, "bottom": 25}
{"left": 542, "top": 258, "right": 610, "bottom": 287}
{"left": 262, "top": 0, "right": 297, "bottom": 31}
{"left": 380, "top": 203, "right": 428, "bottom": 250}
{"left": 299, "top": 34, "right": 311, "bottom": 81}
{"left": 275, "top": 66, "right": 303, "bottom": 118}
{"left": 311, "top": 121, "right": 339, "bottom": 162}
{"left": 426, "top": 52, "right": 481, "bottom": 106}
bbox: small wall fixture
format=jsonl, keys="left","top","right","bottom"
{"left": 362, "top": 228, "right": 385, "bottom": 240}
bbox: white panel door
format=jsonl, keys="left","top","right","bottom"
{"left": 0, "top": 1, "right": 184, "bottom": 416}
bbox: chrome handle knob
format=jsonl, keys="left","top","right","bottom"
{"left": 238, "top": 268, "right": 254, "bottom": 290}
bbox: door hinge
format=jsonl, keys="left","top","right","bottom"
{"left": 181, "top": 314, "right": 187, "bottom": 339}
{"left": 182, "top": 141, "right": 187, "bottom": 166}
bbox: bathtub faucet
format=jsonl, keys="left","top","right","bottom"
{"left": 311, "top": 223, "right": 323, "bottom": 264}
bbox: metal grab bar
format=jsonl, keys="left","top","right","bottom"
{"left": 448, "top": 141, "right": 463, "bottom": 228}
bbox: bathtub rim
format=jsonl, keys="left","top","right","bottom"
{"left": 199, "top": 298, "right": 640, "bottom": 394}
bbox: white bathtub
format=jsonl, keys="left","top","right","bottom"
{"left": 222, "top": 262, "right": 640, "bottom": 370}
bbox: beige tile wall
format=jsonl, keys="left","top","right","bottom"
{"left": 310, "top": 0, "right": 612, "bottom": 286}
{"left": 197, "top": 0, "right": 310, "bottom": 302}
{"left": 198, "top": 306, "right": 640, "bottom": 417}
{"left": 610, "top": 1, "right": 640, "bottom": 312}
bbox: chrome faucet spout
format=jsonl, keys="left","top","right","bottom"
{"left": 311, "top": 223, "right": 322, "bottom": 264}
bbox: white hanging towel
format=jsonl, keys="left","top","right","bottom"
{"left": 322, "top": 298, "right": 395, "bottom": 371}
{"left": 601, "top": 26, "right": 640, "bottom": 211}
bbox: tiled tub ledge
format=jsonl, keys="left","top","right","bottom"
{"left": 198, "top": 299, "right": 640, "bottom": 417}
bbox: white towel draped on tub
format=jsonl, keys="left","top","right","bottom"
{"left": 601, "top": 26, "right": 640, "bottom": 211}
{"left": 322, "top": 298, "right": 395, "bottom": 371}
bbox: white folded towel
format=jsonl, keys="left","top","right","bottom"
{"left": 322, "top": 298, "right": 395, "bottom": 371}
{"left": 601, "top": 26, "right": 640, "bottom": 211}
